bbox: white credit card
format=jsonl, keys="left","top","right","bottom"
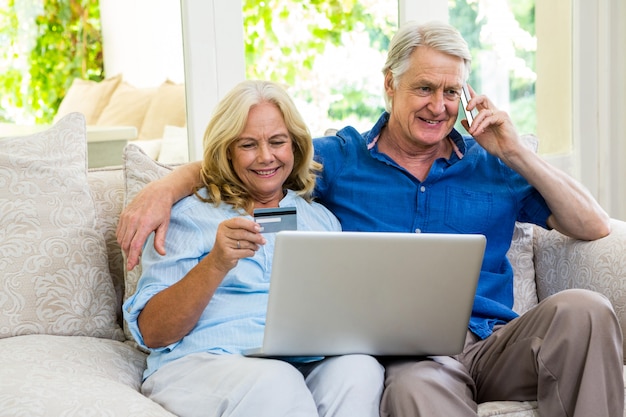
{"left": 253, "top": 207, "right": 297, "bottom": 233}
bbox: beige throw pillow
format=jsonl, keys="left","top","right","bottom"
{"left": 0, "top": 113, "right": 124, "bottom": 340}
{"left": 96, "top": 81, "right": 157, "bottom": 132}
{"left": 138, "top": 80, "right": 186, "bottom": 140}
{"left": 54, "top": 74, "right": 123, "bottom": 124}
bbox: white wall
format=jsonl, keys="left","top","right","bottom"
{"left": 180, "top": 0, "right": 245, "bottom": 161}
{"left": 574, "top": 0, "right": 626, "bottom": 220}
{"left": 99, "top": 0, "right": 185, "bottom": 87}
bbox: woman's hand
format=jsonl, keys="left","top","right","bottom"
{"left": 116, "top": 161, "right": 204, "bottom": 271}
{"left": 207, "top": 217, "right": 266, "bottom": 273}
{"left": 138, "top": 216, "right": 266, "bottom": 348}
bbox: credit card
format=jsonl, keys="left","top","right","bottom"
{"left": 253, "top": 207, "right": 297, "bottom": 233}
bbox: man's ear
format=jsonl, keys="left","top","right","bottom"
{"left": 384, "top": 72, "right": 395, "bottom": 98}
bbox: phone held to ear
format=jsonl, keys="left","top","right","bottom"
{"left": 460, "top": 84, "right": 478, "bottom": 127}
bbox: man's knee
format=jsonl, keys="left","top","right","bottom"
{"left": 548, "top": 289, "right": 616, "bottom": 321}
{"left": 544, "top": 289, "right": 622, "bottom": 347}
{"left": 381, "top": 358, "right": 476, "bottom": 416}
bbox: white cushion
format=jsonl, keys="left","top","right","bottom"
{"left": 157, "top": 125, "right": 189, "bottom": 164}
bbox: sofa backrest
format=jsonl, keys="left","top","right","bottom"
{"left": 88, "top": 166, "right": 126, "bottom": 325}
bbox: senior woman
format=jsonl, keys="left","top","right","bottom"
{"left": 122, "top": 80, "right": 384, "bottom": 417}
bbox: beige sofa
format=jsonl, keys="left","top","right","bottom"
{"left": 1, "top": 113, "right": 625, "bottom": 416}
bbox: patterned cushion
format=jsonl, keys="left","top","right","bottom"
{"left": 508, "top": 222, "right": 538, "bottom": 315}
{"left": 506, "top": 134, "right": 540, "bottom": 315}
{"left": 122, "top": 144, "right": 174, "bottom": 340}
{"left": 0, "top": 113, "right": 123, "bottom": 340}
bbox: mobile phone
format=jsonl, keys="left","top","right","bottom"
{"left": 460, "top": 84, "right": 477, "bottom": 127}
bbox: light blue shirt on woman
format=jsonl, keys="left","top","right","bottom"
{"left": 123, "top": 188, "right": 341, "bottom": 380}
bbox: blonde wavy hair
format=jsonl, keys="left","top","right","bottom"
{"left": 196, "top": 80, "right": 320, "bottom": 214}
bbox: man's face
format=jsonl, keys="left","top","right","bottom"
{"left": 385, "top": 46, "right": 466, "bottom": 148}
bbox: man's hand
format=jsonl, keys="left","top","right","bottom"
{"left": 116, "top": 180, "right": 174, "bottom": 271}
{"left": 460, "top": 85, "right": 523, "bottom": 163}
{"left": 460, "top": 86, "right": 610, "bottom": 241}
{"left": 116, "top": 161, "right": 204, "bottom": 271}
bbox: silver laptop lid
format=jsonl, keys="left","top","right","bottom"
{"left": 249, "top": 231, "right": 485, "bottom": 357}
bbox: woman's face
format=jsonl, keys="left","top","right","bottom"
{"left": 229, "top": 102, "right": 294, "bottom": 208}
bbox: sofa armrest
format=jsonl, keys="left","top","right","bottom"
{"left": 534, "top": 218, "right": 626, "bottom": 360}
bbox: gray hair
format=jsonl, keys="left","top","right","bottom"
{"left": 382, "top": 21, "right": 472, "bottom": 111}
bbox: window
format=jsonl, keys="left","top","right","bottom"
{"left": 449, "top": 0, "right": 537, "bottom": 139}
{"left": 242, "top": 0, "right": 398, "bottom": 136}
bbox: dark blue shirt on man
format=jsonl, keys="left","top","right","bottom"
{"left": 312, "top": 112, "right": 551, "bottom": 339}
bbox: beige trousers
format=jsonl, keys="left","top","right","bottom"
{"left": 380, "top": 289, "right": 624, "bottom": 417}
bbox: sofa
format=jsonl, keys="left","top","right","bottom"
{"left": 1, "top": 113, "right": 625, "bottom": 416}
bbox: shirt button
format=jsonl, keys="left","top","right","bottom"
{"left": 420, "top": 186, "right": 426, "bottom": 192}
{"left": 415, "top": 228, "right": 421, "bottom": 233}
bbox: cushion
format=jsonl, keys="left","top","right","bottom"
{"left": 96, "top": 81, "right": 157, "bottom": 132}
{"left": 122, "top": 144, "right": 175, "bottom": 340}
{"left": 508, "top": 222, "right": 538, "bottom": 314}
{"left": 0, "top": 112, "right": 124, "bottom": 340}
{"left": 54, "top": 74, "right": 122, "bottom": 124}
{"left": 0, "top": 334, "right": 175, "bottom": 416}
{"left": 507, "top": 134, "right": 541, "bottom": 315}
{"left": 138, "top": 80, "right": 186, "bottom": 140}
{"left": 131, "top": 139, "right": 163, "bottom": 160}
{"left": 157, "top": 125, "right": 189, "bottom": 164}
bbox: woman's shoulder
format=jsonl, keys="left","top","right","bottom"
{"left": 286, "top": 192, "right": 341, "bottom": 231}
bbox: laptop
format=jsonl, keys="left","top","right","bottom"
{"left": 244, "top": 230, "right": 486, "bottom": 358}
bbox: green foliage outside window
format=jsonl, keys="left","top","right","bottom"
{"left": 450, "top": 0, "right": 536, "bottom": 134}
{"left": 242, "top": 0, "right": 396, "bottom": 129}
{"left": 0, "top": 0, "right": 535, "bottom": 133}
{"left": 0, "top": 0, "right": 102, "bottom": 124}
{"left": 242, "top": 0, "right": 535, "bottom": 134}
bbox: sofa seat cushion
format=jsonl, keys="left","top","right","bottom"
{"left": 478, "top": 400, "right": 539, "bottom": 416}
{"left": 0, "top": 334, "right": 175, "bottom": 416}
{"left": 477, "top": 365, "right": 626, "bottom": 416}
